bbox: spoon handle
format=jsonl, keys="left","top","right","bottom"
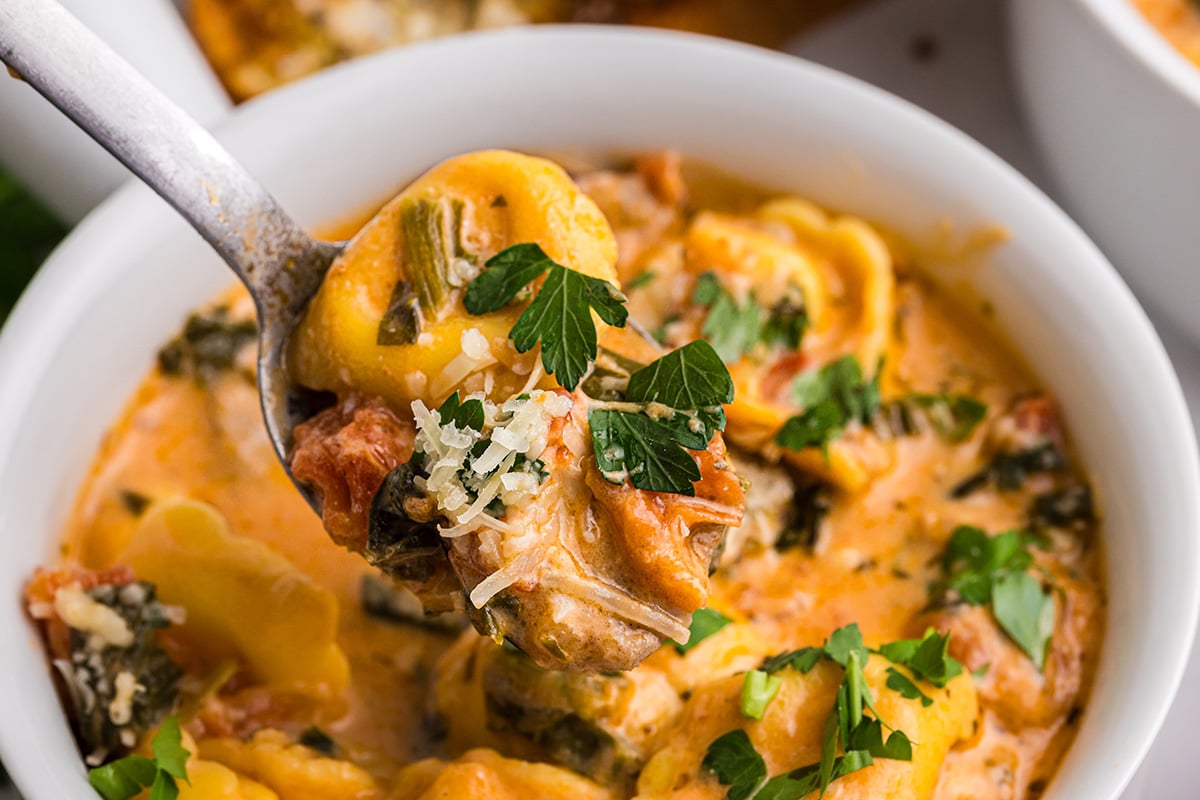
{"left": 0, "top": 0, "right": 338, "bottom": 317}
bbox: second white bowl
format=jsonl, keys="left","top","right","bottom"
{"left": 1010, "top": 0, "right": 1200, "bottom": 343}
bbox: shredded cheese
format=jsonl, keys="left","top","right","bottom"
{"left": 107, "top": 671, "right": 142, "bottom": 726}
{"left": 53, "top": 584, "right": 134, "bottom": 649}
{"left": 412, "top": 390, "right": 570, "bottom": 536}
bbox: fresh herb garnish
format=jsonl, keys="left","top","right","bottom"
{"left": 714, "top": 625, "right": 964, "bottom": 799}
{"left": 591, "top": 340, "right": 734, "bottom": 496}
{"left": 992, "top": 572, "right": 1057, "bottom": 670}
{"left": 776, "top": 356, "right": 881, "bottom": 453}
{"left": 904, "top": 394, "right": 987, "bottom": 442}
{"left": 437, "top": 391, "right": 485, "bottom": 431}
{"left": 878, "top": 629, "right": 964, "bottom": 708}
{"left": 627, "top": 270, "right": 657, "bottom": 290}
{"left": 934, "top": 525, "right": 1056, "bottom": 668}
{"left": 760, "top": 294, "right": 808, "bottom": 352}
{"left": 676, "top": 607, "right": 733, "bottom": 654}
{"left": 694, "top": 273, "right": 763, "bottom": 363}
{"left": 703, "top": 730, "right": 767, "bottom": 800}
{"left": 464, "top": 243, "right": 628, "bottom": 390}
{"left": 88, "top": 715, "right": 189, "bottom": 800}
{"left": 692, "top": 273, "right": 808, "bottom": 362}
{"left": 877, "top": 628, "right": 963, "bottom": 688}
{"left": 715, "top": 625, "right": 913, "bottom": 799}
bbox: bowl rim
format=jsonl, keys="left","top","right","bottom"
{"left": 0, "top": 24, "right": 1198, "bottom": 800}
{"left": 1083, "top": 0, "right": 1200, "bottom": 106}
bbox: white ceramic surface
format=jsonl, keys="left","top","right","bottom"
{"left": 0, "top": 27, "right": 1197, "bottom": 800}
{"left": 1010, "top": 0, "right": 1200, "bottom": 344}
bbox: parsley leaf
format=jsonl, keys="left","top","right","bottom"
{"left": 712, "top": 623, "right": 968, "bottom": 800}
{"left": 732, "top": 624, "right": 912, "bottom": 799}
{"left": 693, "top": 273, "right": 808, "bottom": 361}
{"left": 884, "top": 668, "right": 933, "bottom": 707}
{"left": 777, "top": 356, "right": 881, "bottom": 453}
{"left": 436, "top": 391, "right": 485, "bottom": 431}
{"left": 590, "top": 341, "right": 734, "bottom": 496}
{"left": 741, "top": 669, "right": 784, "bottom": 720}
{"left": 877, "top": 628, "right": 963, "bottom": 688}
{"left": 676, "top": 607, "right": 733, "bottom": 653}
{"left": 760, "top": 294, "right": 808, "bottom": 351}
{"left": 88, "top": 716, "right": 189, "bottom": 800}
{"left": 906, "top": 394, "right": 987, "bottom": 442}
{"left": 702, "top": 729, "right": 767, "bottom": 800}
{"left": 626, "top": 339, "right": 733, "bottom": 449}
{"left": 693, "top": 273, "right": 757, "bottom": 360}
{"left": 935, "top": 525, "right": 1056, "bottom": 668}
{"left": 627, "top": 270, "right": 657, "bottom": 290}
{"left": 760, "top": 646, "right": 823, "bottom": 675}
{"left": 992, "top": 572, "right": 1056, "bottom": 670}
{"left": 464, "top": 243, "right": 628, "bottom": 390}
{"left": 590, "top": 409, "right": 702, "bottom": 494}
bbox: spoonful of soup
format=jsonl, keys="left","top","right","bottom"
{"left": 0, "top": 0, "right": 746, "bottom": 671}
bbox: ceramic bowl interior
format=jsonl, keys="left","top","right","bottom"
{"left": 1087, "top": 0, "right": 1200, "bottom": 102}
{"left": 0, "top": 27, "right": 1196, "bottom": 800}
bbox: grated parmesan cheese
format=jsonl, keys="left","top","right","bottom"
{"left": 412, "top": 390, "right": 569, "bottom": 535}
{"left": 54, "top": 584, "right": 134, "bottom": 649}
{"left": 107, "top": 671, "right": 142, "bottom": 726}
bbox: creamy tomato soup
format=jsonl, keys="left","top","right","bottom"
{"left": 26, "top": 152, "right": 1102, "bottom": 800}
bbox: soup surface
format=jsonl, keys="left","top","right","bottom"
{"left": 1135, "top": 0, "right": 1200, "bottom": 67}
{"left": 26, "top": 154, "right": 1103, "bottom": 800}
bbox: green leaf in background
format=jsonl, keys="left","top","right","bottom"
{"left": 0, "top": 169, "right": 67, "bottom": 322}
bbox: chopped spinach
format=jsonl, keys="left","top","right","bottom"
{"left": 1029, "top": 485, "right": 1094, "bottom": 531}
{"left": 117, "top": 490, "right": 152, "bottom": 517}
{"left": 365, "top": 463, "right": 446, "bottom": 582}
{"left": 481, "top": 645, "right": 643, "bottom": 789}
{"left": 156, "top": 306, "right": 256, "bottom": 384}
{"left": 951, "top": 443, "right": 1064, "bottom": 498}
{"left": 298, "top": 727, "right": 337, "bottom": 756}
{"left": 58, "top": 582, "right": 182, "bottom": 766}
{"left": 760, "top": 293, "right": 808, "bottom": 351}
{"left": 359, "top": 574, "right": 466, "bottom": 633}
{"left": 775, "top": 482, "right": 833, "bottom": 552}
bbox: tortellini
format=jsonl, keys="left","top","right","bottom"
{"left": 289, "top": 150, "right": 620, "bottom": 410}
{"left": 123, "top": 499, "right": 349, "bottom": 699}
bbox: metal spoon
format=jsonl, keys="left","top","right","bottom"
{"left": 0, "top": 0, "right": 339, "bottom": 510}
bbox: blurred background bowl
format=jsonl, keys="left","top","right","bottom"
{"left": 1010, "top": 0, "right": 1200, "bottom": 343}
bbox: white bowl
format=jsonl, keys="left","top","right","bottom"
{"left": 1010, "top": 0, "right": 1200, "bottom": 343}
{"left": 0, "top": 27, "right": 1196, "bottom": 800}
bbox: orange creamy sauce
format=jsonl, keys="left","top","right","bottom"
{"left": 1136, "top": 0, "right": 1200, "bottom": 67}
{"left": 55, "top": 167, "right": 1102, "bottom": 800}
